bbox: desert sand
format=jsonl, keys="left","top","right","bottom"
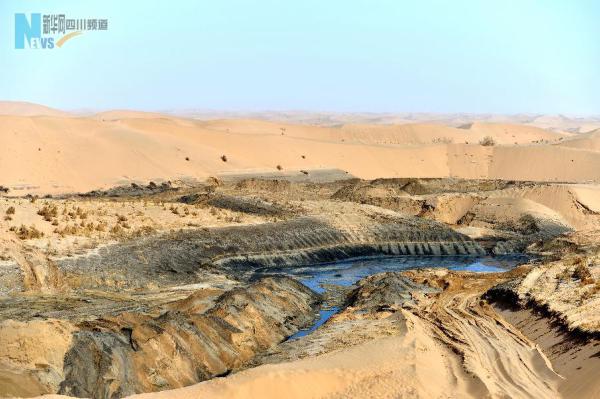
{"left": 2, "top": 102, "right": 600, "bottom": 399}
{"left": 1, "top": 102, "right": 600, "bottom": 195}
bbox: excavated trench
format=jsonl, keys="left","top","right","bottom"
{"left": 0, "top": 210, "right": 539, "bottom": 398}
{"left": 257, "top": 254, "right": 530, "bottom": 340}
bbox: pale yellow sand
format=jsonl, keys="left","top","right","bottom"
{"left": 1, "top": 109, "right": 599, "bottom": 195}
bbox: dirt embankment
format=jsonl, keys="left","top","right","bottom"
{"left": 0, "top": 277, "right": 319, "bottom": 398}
{"left": 123, "top": 268, "right": 575, "bottom": 399}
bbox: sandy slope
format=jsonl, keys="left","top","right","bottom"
{"left": 556, "top": 129, "right": 600, "bottom": 151}
{"left": 0, "top": 102, "right": 69, "bottom": 117}
{"left": 1, "top": 111, "right": 600, "bottom": 195}
{"left": 41, "top": 270, "right": 562, "bottom": 399}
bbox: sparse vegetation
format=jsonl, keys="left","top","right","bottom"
{"left": 11, "top": 224, "right": 44, "bottom": 240}
{"left": 6, "top": 206, "right": 15, "bottom": 215}
{"left": 573, "top": 261, "right": 594, "bottom": 285}
{"left": 0, "top": 186, "right": 8, "bottom": 194}
{"left": 276, "top": 164, "right": 283, "bottom": 171}
{"left": 221, "top": 155, "right": 228, "bottom": 162}
{"left": 38, "top": 204, "right": 58, "bottom": 222}
{"left": 479, "top": 136, "right": 496, "bottom": 146}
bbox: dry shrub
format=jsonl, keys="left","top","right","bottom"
{"left": 276, "top": 164, "right": 283, "bottom": 171}
{"left": 220, "top": 155, "right": 228, "bottom": 162}
{"left": 38, "top": 204, "right": 58, "bottom": 221}
{"left": 54, "top": 224, "right": 80, "bottom": 236}
{"left": 479, "top": 136, "right": 496, "bottom": 146}
{"left": 76, "top": 207, "right": 88, "bottom": 219}
{"left": 573, "top": 262, "right": 594, "bottom": 285}
{"left": 6, "top": 206, "right": 15, "bottom": 215}
{"left": 95, "top": 221, "right": 107, "bottom": 232}
{"left": 582, "top": 281, "right": 600, "bottom": 300}
{"left": 110, "top": 224, "right": 125, "bottom": 236}
{"left": 12, "top": 225, "right": 44, "bottom": 240}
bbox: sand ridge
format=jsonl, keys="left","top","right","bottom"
{"left": 1, "top": 104, "right": 600, "bottom": 195}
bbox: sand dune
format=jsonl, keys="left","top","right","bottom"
{"left": 1, "top": 103, "right": 600, "bottom": 194}
{"left": 556, "top": 129, "right": 600, "bottom": 151}
{"left": 0, "top": 101, "right": 69, "bottom": 117}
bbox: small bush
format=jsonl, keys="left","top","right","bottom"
{"left": 276, "top": 164, "right": 283, "bottom": 171}
{"left": 220, "top": 155, "right": 228, "bottom": 162}
{"left": 14, "top": 225, "right": 44, "bottom": 240}
{"left": 479, "top": 136, "right": 496, "bottom": 146}
{"left": 6, "top": 206, "right": 15, "bottom": 215}
{"left": 574, "top": 263, "right": 594, "bottom": 285}
{"left": 38, "top": 204, "right": 58, "bottom": 221}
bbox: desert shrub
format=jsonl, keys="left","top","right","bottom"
{"left": 95, "top": 221, "right": 107, "bottom": 232}
{"left": 76, "top": 207, "right": 88, "bottom": 219}
{"left": 557, "top": 268, "right": 571, "bottom": 282}
{"left": 582, "top": 281, "right": 600, "bottom": 300}
{"left": 479, "top": 136, "right": 496, "bottom": 146}
{"left": 221, "top": 155, "right": 228, "bottom": 162}
{"left": 38, "top": 204, "right": 58, "bottom": 221}
{"left": 276, "top": 164, "right": 283, "bottom": 171}
{"left": 573, "top": 263, "right": 594, "bottom": 285}
{"left": 13, "top": 225, "right": 44, "bottom": 240}
{"left": 0, "top": 186, "right": 9, "bottom": 194}
{"left": 6, "top": 206, "right": 15, "bottom": 215}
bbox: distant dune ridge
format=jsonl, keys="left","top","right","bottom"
{"left": 0, "top": 101, "right": 69, "bottom": 117}
{"left": 1, "top": 101, "right": 600, "bottom": 194}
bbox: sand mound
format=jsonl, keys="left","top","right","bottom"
{"left": 1, "top": 106, "right": 600, "bottom": 195}
{"left": 93, "top": 110, "right": 174, "bottom": 121}
{"left": 0, "top": 101, "right": 68, "bottom": 117}
{"left": 467, "top": 122, "right": 570, "bottom": 144}
{"left": 556, "top": 129, "right": 600, "bottom": 151}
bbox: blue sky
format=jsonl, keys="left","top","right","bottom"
{"left": 1, "top": 0, "right": 599, "bottom": 114}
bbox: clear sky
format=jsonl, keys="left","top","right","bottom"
{"left": 1, "top": 0, "right": 599, "bottom": 114}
